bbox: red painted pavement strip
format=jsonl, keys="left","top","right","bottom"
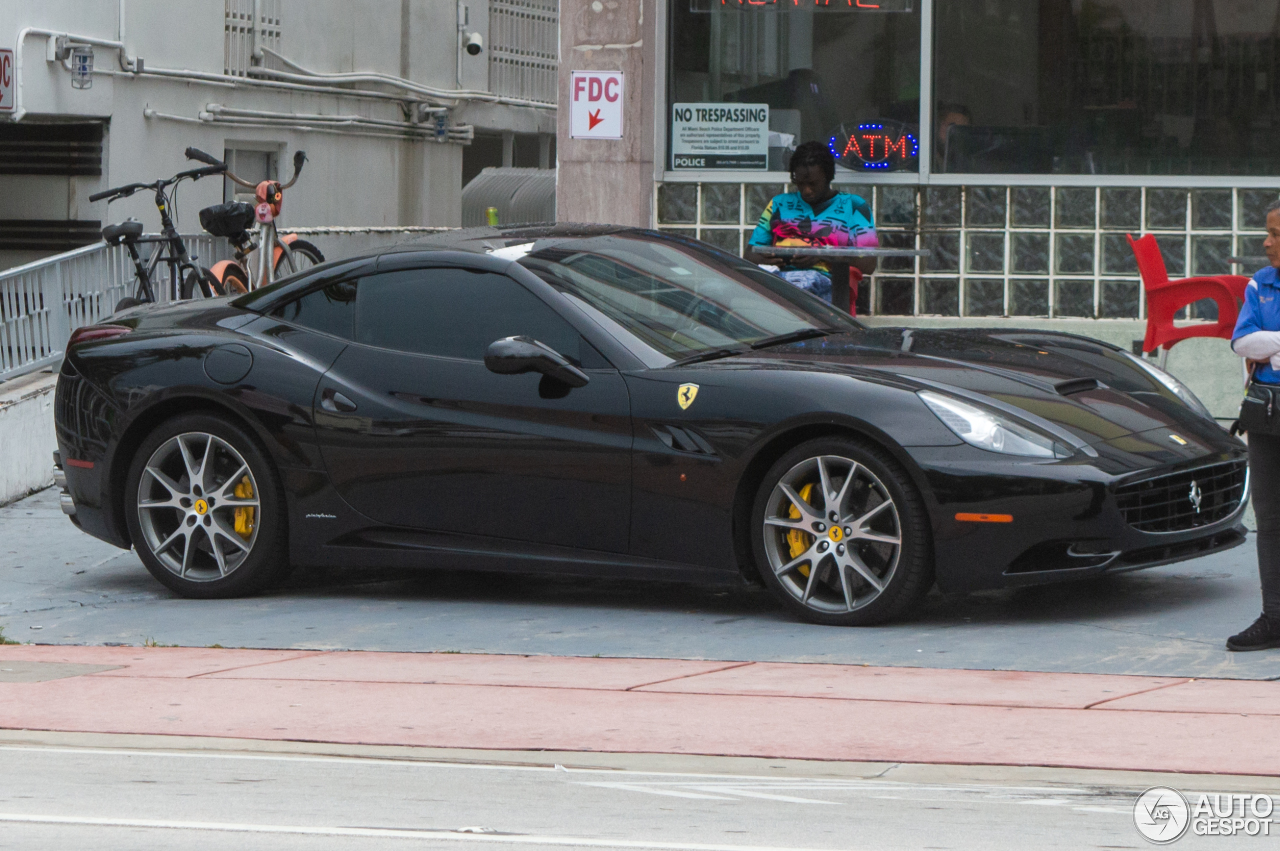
{"left": 198, "top": 651, "right": 748, "bottom": 690}
{"left": 0, "top": 646, "right": 1276, "bottom": 774}
{"left": 0, "top": 645, "right": 321, "bottom": 678}
{"left": 0, "top": 676, "right": 1276, "bottom": 775}
{"left": 1092, "top": 678, "right": 1280, "bottom": 716}
{"left": 633, "top": 661, "right": 1189, "bottom": 710}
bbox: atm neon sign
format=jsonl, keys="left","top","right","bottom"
{"left": 830, "top": 124, "right": 919, "bottom": 170}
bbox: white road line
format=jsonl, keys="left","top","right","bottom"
{"left": 0, "top": 744, "right": 1091, "bottom": 795}
{"left": 0, "top": 813, "right": 854, "bottom": 851}
{"left": 577, "top": 783, "right": 736, "bottom": 801}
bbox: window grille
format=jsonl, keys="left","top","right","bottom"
{"left": 488, "top": 0, "right": 559, "bottom": 105}
{"left": 224, "top": 0, "right": 282, "bottom": 78}
{"left": 656, "top": 182, "right": 1280, "bottom": 320}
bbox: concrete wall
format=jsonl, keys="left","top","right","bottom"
{"left": 0, "top": 372, "right": 57, "bottom": 506}
{"left": 0, "top": 0, "right": 554, "bottom": 267}
{"left": 556, "top": 0, "right": 658, "bottom": 226}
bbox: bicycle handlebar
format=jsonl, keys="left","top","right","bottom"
{"left": 281, "top": 150, "right": 307, "bottom": 190}
{"left": 89, "top": 182, "right": 150, "bottom": 203}
{"left": 184, "top": 147, "right": 224, "bottom": 167}
{"left": 90, "top": 164, "right": 227, "bottom": 204}
{"left": 176, "top": 165, "right": 228, "bottom": 181}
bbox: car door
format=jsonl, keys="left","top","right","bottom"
{"left": 313, "top": 261, "right": 634, "bottom": 554}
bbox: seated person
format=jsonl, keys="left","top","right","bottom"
{"left": 933, "top": 102, "right": 971, "bottom": 172}
{"left": 745, "top": 142, "right": 878, "bottom": 303}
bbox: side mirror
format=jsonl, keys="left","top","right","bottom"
{"left": 484, "top": 336, "right": 590, "bottom": 388}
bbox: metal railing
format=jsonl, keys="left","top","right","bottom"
{"left": 0, "top": 235, "right": 234, "bottom": 383}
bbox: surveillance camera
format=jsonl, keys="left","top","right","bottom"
{"left": 464, "top": 31, "right": 483, "bottom": 55}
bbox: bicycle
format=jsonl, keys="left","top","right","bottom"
{"left": 185, "top": 147, "right": 324, "bottom": 293}
{"left": 91, "top": 161, "right": 229, "bottom": 311}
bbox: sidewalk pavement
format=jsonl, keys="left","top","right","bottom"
{"left": 1, "top": 645, "right": 1276, "bottom": 777}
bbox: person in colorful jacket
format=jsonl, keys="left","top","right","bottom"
{"left": 745, "top": 141, "right": 878, "bottom": 303}
{"left": 1228, "top": 197, "right": 1280, "bottom": 651}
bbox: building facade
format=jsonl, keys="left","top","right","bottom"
{"left": 645, "top": 0, "right": 1280, "bottom": 322}
{"left": 0, "top": 0, "right": 557, "bottom": 268}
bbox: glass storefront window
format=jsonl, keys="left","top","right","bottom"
{"left": 669, "top": 1, "right": 922, "bottom": 174}
{"left": 934, "top": 1, "right": 1280, "bottom": 175}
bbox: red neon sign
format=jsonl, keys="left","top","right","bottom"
{"left": 831, "top": 123, "right": 919, "bottom": 170}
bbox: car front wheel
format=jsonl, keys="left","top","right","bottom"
{"left": 125, "top": 413, "right": 288, "bottom": 598}
{"left": 751, "top": 437, "right": 933, "bottom": 626}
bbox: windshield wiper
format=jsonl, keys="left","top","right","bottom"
{"left": 668, "top": 345, "right": 750, "bottom": 367}
{"left": 749, "top": 328, "right": 837, "bottom": 350}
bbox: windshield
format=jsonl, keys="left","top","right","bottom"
{"left": 517, "top": 233, "right": 860, "bottom": 365}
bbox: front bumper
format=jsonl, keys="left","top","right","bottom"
{"left": 909, "top": 442, "right": 1250, "bottom": 593}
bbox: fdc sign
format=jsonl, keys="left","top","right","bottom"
{"left": 570, "top": 70, "right": 623, "bottom": 140}
{"left": 0, "top": 50, "right": 14, "bottom": 112}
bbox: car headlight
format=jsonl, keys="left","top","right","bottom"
{"left": 919, "top": 390, "right": 1071, "bottom": 458}
{"left": 1120, "top": 351, "right": 1213, "bottom": 419}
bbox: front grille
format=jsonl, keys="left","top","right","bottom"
{"left": 1116, "top": 460, "right": 1248, "bottom": 533}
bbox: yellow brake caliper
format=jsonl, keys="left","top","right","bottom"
{"left": 786, "top": 483, "right": 816, "bottom": 577}
{"left": 233, "top": 476, "right": 255, "bottom": 540}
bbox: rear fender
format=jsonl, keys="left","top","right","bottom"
{"left": 209, "top": 259, "right": 246, "bottom": 284}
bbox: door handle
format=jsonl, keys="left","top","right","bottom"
{"left": 320, "top": 389, "right": 357, "bottom": 413}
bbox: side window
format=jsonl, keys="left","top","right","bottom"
{"left": 272, "top": 279, "right": 358, "bottom": 340}
{"left": 355, "top": 268, "right": 586, "bottom": 363}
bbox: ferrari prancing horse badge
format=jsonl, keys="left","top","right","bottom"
{"left": 677, "top": 383, "right": 699, "bottom": 410}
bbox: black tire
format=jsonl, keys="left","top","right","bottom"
{"left": 124, "top": 413, "right": 289, "bottom": 599}
{"left": 114, "top": 297, "right": 145, "bottom": 312}
{"left": 274, "top": 239, "right": 324, "bottom": 277}
{"left": 179, "top": 268, "right": 224, "bottom": 300}
{"left": 750, "top": 436, "right": 933, "bottom": 626}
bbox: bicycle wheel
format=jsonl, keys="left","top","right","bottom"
{"left": 218, "top": 265, "right": 250, "bottom": 296}
{"left": 180, "top": 268, "right": 224, "bottom": 300}
{"left": 274, "top": 239, "right": 324, "bottom": 277}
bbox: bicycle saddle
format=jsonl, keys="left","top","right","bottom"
{"left": 102, "top": 219, "right": 144, "bottom": 244}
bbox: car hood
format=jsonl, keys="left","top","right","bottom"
{"left": 708, "top": 326, "right": 1230, "bottom": 448}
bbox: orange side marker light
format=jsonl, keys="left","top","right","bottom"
{"left": 955, "top": 513, "right": 1013, "bottom": 523}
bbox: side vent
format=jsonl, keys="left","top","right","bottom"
{"left": 650, "top": 424, "right": 717, "bottom": 456}
{"left": 1055, "top": 377, "right": 1099, "bottom": 396}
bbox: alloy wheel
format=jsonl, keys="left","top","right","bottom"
{"left": 761, "top": 454, "right": 902, "bottom": 614}
{"left": 135, "top": 432, "right": 261, "bottom": 581}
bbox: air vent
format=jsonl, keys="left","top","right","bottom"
{"left": 0, "top": 220, "right": 103, "bottom": 251}
{"left": 1055, "top": 377, "right": 1099, "bottom": 395}
{"left": 0, "top": 122, "right": 104, "bottom": 176}
{"left": 650, "top": 424, "right": 716, "bottom": 456}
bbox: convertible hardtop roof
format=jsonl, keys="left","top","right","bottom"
{"left": 385, "top": 223, "right": 639, "bottom": 256}
{"left": 232, "top": 224, "right": 690, "bottom": 313}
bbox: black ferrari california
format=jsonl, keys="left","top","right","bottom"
{"left": 53, "top": 225, "right": 1249, "bottom": 625}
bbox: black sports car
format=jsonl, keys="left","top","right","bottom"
{"left": 53, "top": 225, "right": 1249, "bottom": 625}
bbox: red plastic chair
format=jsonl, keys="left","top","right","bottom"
{"left": 1127, "top": 233, "right": 1249, "bottom": 367}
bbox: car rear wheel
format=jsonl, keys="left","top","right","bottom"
{"left": 125, "top": 413, "right": 288, "bottom": 598}
{"left": 751, "top": 437, "right": 933, "bottom": 625}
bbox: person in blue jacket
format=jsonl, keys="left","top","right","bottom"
{"left": 1229, "top": 198, "right": 1280, "bottom": 650}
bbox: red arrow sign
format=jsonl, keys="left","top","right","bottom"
{"left": 588, "top": 109, "right": 604, "bottom": 130}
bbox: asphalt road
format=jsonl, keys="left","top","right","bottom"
{"left": 3, "top": 488, "right": 1280, "bottom": 680}
{"left": 0, "top": 736, "right": 1270, "bottom": 851}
